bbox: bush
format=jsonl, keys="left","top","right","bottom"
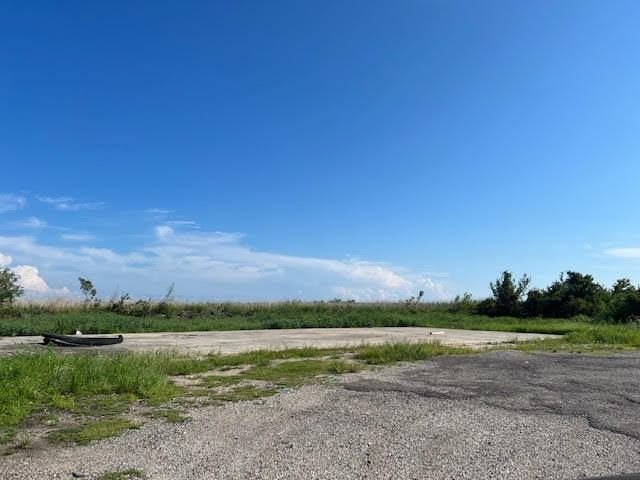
{"left": 0, "top": 267, "right": 23, "bottom": 306}
{"left": 477, "top": 271, "right": 530, "bottom": 317}
{"left": 605, "top": 279, "right": 640, "bottom": 323}
{"left": 524, "top": 272, "right": 607, "bottom": 318}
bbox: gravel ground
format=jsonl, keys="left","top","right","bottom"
{"left": 3, "top": 351, "right": 640, "bottom": 480}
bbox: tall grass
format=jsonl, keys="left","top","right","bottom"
{"left": 0, "top": 301, "right": 588, "bottom": 336}
{"left": 355, "top": 342, "right": 474, "bottom": 364}
{"left": 0, "top": 351, "right": 188, "bottom": 437}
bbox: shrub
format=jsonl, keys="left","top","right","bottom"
{"left": 524, "top": 272, "right": 607, "bottom": 318}
{"left": 477, "top": 271, "right": 530, "bottom": 316}
{"left": 0, "top": 267, "right": 23, "bottom": 306}
{"left": 605, "top": 279, "right": 640, "bottom": 323}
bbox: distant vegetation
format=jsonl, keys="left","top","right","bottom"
{"left": 473, "top": 270, "right": 640, "bottom": 323}
{"left": 0, "top": 271, "right": 638, "bottom": 336}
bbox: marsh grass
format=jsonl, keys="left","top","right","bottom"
{"left": 0, "top": 301, "right": 588, "bottom": 336}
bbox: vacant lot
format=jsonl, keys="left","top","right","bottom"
{"left": 0, "top": 327, "right": 559, "bottom": 355}
{"left": 3, "top": 350, "right": 640, "bottom": 480}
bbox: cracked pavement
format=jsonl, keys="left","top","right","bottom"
{"left": 3, "top": 351, "right": 640, "bottom": 479}
{"left": 346, "top": 350, "right": 640, "bottom": 443}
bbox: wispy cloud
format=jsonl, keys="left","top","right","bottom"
{"left": 61, "top": 233, "right": 96, "bottom": 242}
{"left": 37, "top": 196, "right": 105, "bottom": 211}
{"left": 14, "top": 217, "right": 47, "bottom": 229}
{"left": 0, "top": 227, "right": 447, "bottom": 301}
{"left": 0, "top": 194, "right": 26, "bottom": 213}
{"left": 603, "top": 247, "right": 640, "bottom": 259}
{"left": 166, "top": 220, "right": 199, "bottom": 228}
{"left": 144, "top": 208, "right": 173, "bottom": 215}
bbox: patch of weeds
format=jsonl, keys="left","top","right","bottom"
{"left": 48, "top": 418, "right": 139, "bottom": 445}
{"left": 183, "top": 388, "right": 213, "bottom": 398}
{"left": 198, "top": 375, "right": 243, "bottom": 388}
{"left": 211, "top": 385, "right": 279, "bottom": 402}
{"left": 51, "top": 394, "right": 75, "bottom": 410}
{"left": 327, "top": 359, "right": 362, "bottom": 374}
{"left": 70, "top": 394, "right": 135, "bottom": 417}
{"left": 242, "top": 359, "right": 352, "bottom": 386}
{"left": 97, "top": 468, "right": 144, "bottom": 480}
{"left": 0, "top": 427, "right": 16, "bottom": 445}
{"left": 42, "top": 413, "right": 60, "bottom": 426}
{"left": 149, "top": 409, "right": 189, "bottom": 423}
{"left": 2, "top": 432, "right": 31, "bottom": 456}
{"left": 354, "top": 342, "right": 474, "bottom": 365}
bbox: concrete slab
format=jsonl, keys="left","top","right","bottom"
{"left": 0, "top": 327, "right": 559, "bottom": 355}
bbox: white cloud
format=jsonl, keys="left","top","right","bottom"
{"left": 0, "top": 229, "right": 447, "bottom": 301}
{"left": 0, "top": 250, "right": 68, "bottom": 295}
{"left": 12, "top": 265, "right": 51, "bottom": 292}
{"left": 61, "top": 233, "right": 96, "bottom": 241}
{"left": 155, "top": 225, "right": 174, "bottom": 239}
{"left": 0, "top": 253, "right": 12, "bottom": 266}
{"left": 15, "top": 217, "right": 47, "bottom": 229}
{"left": 37, "top": 196, "right": 105, "bottom": 211}
{"left": 0, "top": 194, "right": 26, "bottom": 213}
{"left": 166, "top": 220, "right": 199, "bottom": 228}
{"left": 144, "top": 208, "right": 173, "bottom": 215}
{"left": 604, "top": 247, "right": 640, "bottom": 259}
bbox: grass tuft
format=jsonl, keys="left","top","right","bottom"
{"left": 97, "top": 468, "right": 144, "bottom": 480}
{"left": 211, "top": 385, "right": 279, "bottom": 402}
{"left": 48, "top": 418, "right": 138, "bottom": 445}
{"left": 149, "top": 409, "right": 189, "bottom": 423}
{"left": 354, "top": 341, "right": 473, "bottom": 365}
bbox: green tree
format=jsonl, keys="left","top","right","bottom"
{"left": 607, "top": 278, "right": 640, "bottom": 323}
{"left": 524, "top": 271, "right": 607, "bottom": 318}
{"left": 78, "top": 277, "right": 97, "bottom": 304}
{"left": 0, "top": 267, "right": 24, "bottom": 306}
{"left": 479, "top": 271, "right": 530, "bottom": 316}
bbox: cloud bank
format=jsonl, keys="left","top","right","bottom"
{"left": 0, "top": 226, "right": 446, "bottom": 301}
{"left": 0, "top": 251, "right": 69, "bottom": 296}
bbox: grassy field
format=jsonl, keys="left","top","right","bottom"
{"left": 2, "top": 301, "right": 639, "bottom": 455}
{"left": 0, "top": 301, "right": 597, "bottom": 336}
{"left": 0, "top": 342, "right": 475, "bottom": 450}
{"left": 3, "top": 317, "right": 640, "bottom": 452}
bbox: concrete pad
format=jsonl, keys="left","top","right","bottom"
{"left": 0, "top": 327, "right": 559, "bottom": 355}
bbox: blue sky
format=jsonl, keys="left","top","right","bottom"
{"left": 1, "top": 1, "right": 640, "bottom": 301}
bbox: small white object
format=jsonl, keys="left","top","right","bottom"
{"left": 75, "top": 330, "right": 82, "bottom": 335}
{"left": 430, "top": 331, "right": 445, "bottom": 335}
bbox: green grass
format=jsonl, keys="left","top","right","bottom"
{"left": 239, "top": 358, "right": 363, "bottom": 386}
{"left": 0, "top": 347, "right": 361, "bottom": 444}
{"left": 0, "top": 302, "right": 589, "bottom": 336}
{"left": 97, "top": 468, "right": 144, "bottom": 480}
{"left": 355, "top": 342, "right": 474, "bottom": 365}
{"left": 48, "top": 418, "right": 138, "bottom": 445}
{"left": 210, "top": 385, "right": 280, "bottom": 402}
{"left": 3, "top": 317, "right": 640, "bottom": 449}
{"left": 0, "top": 351, "right": 183, "bottom": 442}
{"left": 148, "top": 408, "right": 189, "bottom": 423}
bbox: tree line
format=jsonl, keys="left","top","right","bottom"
{"left": 473, "top": 271, "right": 640, "bottom": 323}
{"left": 1, "top": 266, "right": 640, "bottom": 323}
